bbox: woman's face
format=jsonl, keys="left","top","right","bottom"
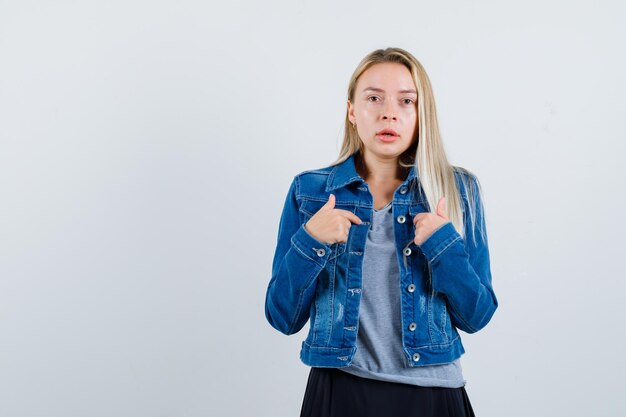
{"left": 348, "top": 62, "right": 418, "bottom": 161}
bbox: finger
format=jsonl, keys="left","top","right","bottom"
{"left": 320, "top": 194, "right": 336, "bottom": 211}
{"left": 336, "top": 220, "right": 349, "bottom": 242}
{"left": 335, "top": 209, "right": 363, "bottom": 224}
{"left": 344, "top": 220, "right": 351, "bottom": 237}
{"left": 413, "top": 213, "right": 426, "bottom": 225}
{"left": 436, "top": 196, "right": 448, "bottom": 220}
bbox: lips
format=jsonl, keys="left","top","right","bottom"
{"left": 376, "top": 128, "right": 399, "bottom": 143}
{"left": 376, "top": 128, "right": 399, "bottom": 137}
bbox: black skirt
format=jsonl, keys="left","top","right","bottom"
{"left": 300, "top": 367, "right": 476, "bottom": 417}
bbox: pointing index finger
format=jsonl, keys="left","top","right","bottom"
{"left": 335, "top": 209, "right": 363, "bottom": 224}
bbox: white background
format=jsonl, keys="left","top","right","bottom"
{"left": 1, "top": 1, "right": 625, "bottom": 416}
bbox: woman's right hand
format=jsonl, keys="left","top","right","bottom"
{"left": 304, "top": 194, "right": 362, "bottom": 244}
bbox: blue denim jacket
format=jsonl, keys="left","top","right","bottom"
{"left": 265, "top": 152, "right": 498, "bottom": 368}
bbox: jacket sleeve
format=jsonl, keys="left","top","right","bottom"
{"left": 264, "top": 176, "right": 336, "bottom": 335}
{"left": 416, "top": 175, "right": 498, "bottom": 334}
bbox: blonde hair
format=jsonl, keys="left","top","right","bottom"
{"left": 331, "top": 47, "right": 485, "bottom": 243}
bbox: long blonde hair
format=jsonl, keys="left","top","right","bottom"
{"left": 331, "top": 47, "right": 485, "bottom": 243}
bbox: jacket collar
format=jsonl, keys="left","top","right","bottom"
{"left": 326, "top": 151, "right": 418, "bottom": 192}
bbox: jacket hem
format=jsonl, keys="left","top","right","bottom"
{"left": 299, "top": 338, "right": 466, "bottom": 368}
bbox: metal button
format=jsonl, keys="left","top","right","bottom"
{"left": 408, "top": 322, "right": 417, "bottom": 331}
{"left": 400, "top": 187, "right": 408, "bottom": 194}
{"left": 316, "top": 248, "right": 326, "bottom": 257}
{"left": 407, "top": 284, "right": 416, "bottom": 293}
{"left": 413, "top": 353, "right": 421, "bottom": 362}
{"left": 397, "top": 215, "right": 406, "bottom": 224}
{"left": 403, "top": 247, "right": 412, "bottom": 256}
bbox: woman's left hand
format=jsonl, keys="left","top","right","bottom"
{"left": 412, "top": 196, "right": 450, "bottom": 246}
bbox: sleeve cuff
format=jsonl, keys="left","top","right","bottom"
{"left": 291, "top": 224, "right": 334, "bottom": 264}
{"left": 417, "top": 222, "right": 462, "bottom": 263}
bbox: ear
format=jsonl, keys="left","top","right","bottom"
{"left": 347, "top": 100, "right": 355, "bottom": 123}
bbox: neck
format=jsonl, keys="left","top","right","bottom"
{"left": 356, "top": 151, "right": 408, "bottom": 183}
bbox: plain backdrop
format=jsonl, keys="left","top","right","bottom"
{"left": 1, "top": 1, "right": 625, "bottom": 416}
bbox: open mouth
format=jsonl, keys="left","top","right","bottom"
{"left": 377, "top": 128, "right": 399, "bottom": 137}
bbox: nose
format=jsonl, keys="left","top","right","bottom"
{"left": 382, "top": 100, "right": 398, "bottom": 121}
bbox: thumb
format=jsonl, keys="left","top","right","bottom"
{"left": 321, "top": 193, "right": 336, "bottom": 210}
{"left": 436, "top": 196, "right": 448, "bottom": 220}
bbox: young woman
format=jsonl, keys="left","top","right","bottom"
{"left": 265, "top": 47, "right": 498, "bottom": 417}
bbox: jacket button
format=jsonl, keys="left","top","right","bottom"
{"left": 408, "top": 322, "right": 417, "bottom": 331}
{"left": 400, "top": 187, "right": 408, "bottom": 194}
{"left": 407, "top": 284, "right": 416, "bottom": 293}
{"left": 413, "top": 353, "right": 420, "bottom": 362}
{"left": 403, "top": 247, "right": 412, "bottom": 256}
{"left": 397, "top": 215, "right": 406, "bottom": 224}
{"left": 316, "top": 248, "right": 326, "bottom": 257}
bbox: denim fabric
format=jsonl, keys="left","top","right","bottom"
{"left": 339, "top": 202, "right": 466, "bottom": 387}
{"left": 264, "top": 151, "right": 498, "bottom": 368}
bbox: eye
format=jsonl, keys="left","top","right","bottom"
{"left": 367, "top": 96, "right": 381, "bottom": 102}
{"left": 403, "top": 98, "right": 415, "bottom": 105}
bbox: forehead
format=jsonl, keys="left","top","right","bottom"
{"left": 356, "top": 62, "right": 416, "bottom": 92}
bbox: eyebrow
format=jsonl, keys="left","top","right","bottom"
{"left": 362, "top": 87, "right": 417, "bottom": 95}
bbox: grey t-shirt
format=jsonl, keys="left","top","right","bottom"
{"left": 338, "top": 201, "right": 466, "bottom": 388}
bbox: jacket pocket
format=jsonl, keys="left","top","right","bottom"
{"left": 429, "top": 290, "right": 451, "bottom": 343}
{"left": 299, "top": 198, "right": 355, "bottom": 259}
